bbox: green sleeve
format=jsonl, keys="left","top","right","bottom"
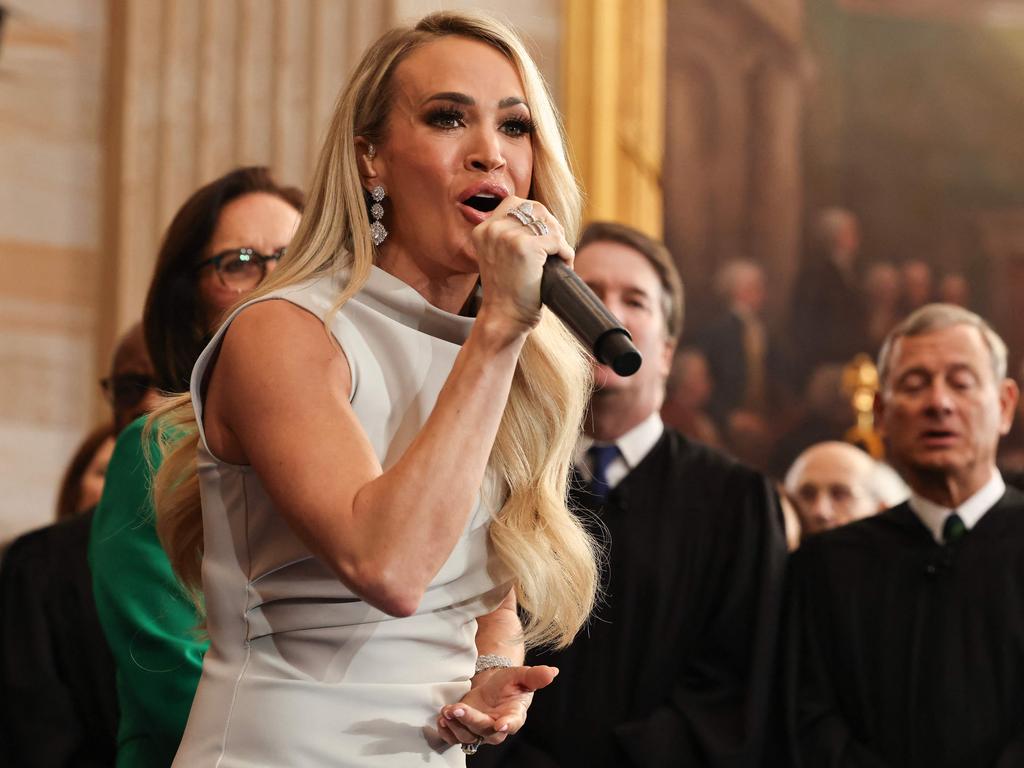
{"left": 89, "top": 416, "right": 207, "bottom": 767}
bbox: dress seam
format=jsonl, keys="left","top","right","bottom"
{"left": 213, "top": 642, "right": 252, "bottom": 768}
{"left": 212, "top": 471, "right": 255, "bottom": 767}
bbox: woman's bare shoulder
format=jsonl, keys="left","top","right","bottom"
{"left": 203, "top": 298, "right": 353, "bottom": 463}
{"left": 211, "top": 298, "right": 350, "bottom": 408}
{"left": 223, "top": 299, "right": 345, "bottom": 368}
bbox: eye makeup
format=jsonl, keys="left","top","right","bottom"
{"left": 422, "top": 102, "right": 534, "bottom": 137}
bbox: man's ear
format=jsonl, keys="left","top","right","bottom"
{"left": 354, "top": 137, "right": 380, "bottom": 190}
{"left": 999, "top": 378, "right": 1020, "bottom": 435}
{"left": 873, "top": 390, "right": 887, "bottom": 438}
{"left": 660, "top": 338, "right": 677, "bottom": 380}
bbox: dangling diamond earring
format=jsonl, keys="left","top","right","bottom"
{"left": 369, "top": 185, "right": 387, "bottom": 246}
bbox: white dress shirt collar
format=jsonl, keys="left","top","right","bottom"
{"left": 908, "top": 469, "right": 1006, "bottom": 544}
{"left": 574, "top": 412, "right": 664, "bottom": 490}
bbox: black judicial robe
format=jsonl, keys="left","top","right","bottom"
{"left": 786, "top": 489, "right": 1024, "bottom": 767}
{"left": 479, "top": 428, "right": 787, "bottom": 768}
{"left": 0, "top": 510, "right": 118, "bottom": 767}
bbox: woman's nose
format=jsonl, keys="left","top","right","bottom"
{"left": 465, "top": 128, "right": 506, "bottom": 173}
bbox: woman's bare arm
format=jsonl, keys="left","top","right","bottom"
{"left": 203, "top": 197, "right": 571, "bottom": 617}
{"left": 473, "top": 588, "right": 524, "bottom": 665}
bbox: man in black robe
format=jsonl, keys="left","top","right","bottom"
{"left": 0, "top": 324, "right": 157, "bottom": 767}
{"left": 787, "top": 303, "right": 1024, "bottom": 767}
{"left": 480, "top": 222, "right": 786, "bottom": 767}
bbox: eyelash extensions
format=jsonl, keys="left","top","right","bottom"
{"left": 425, "top": 106, "right": 535, "bottom": 137}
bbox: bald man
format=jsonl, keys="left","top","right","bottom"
{"left": 784, "top": 442, "right": 907, "bottom": 540}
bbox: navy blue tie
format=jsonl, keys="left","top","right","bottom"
{"left": 588, "top": 444, "right": 621, "bottom": 501}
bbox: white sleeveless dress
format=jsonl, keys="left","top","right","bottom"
{"left": 173, "top": 265, "right": 509, "bottom": 767}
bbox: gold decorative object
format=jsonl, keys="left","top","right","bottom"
{"left": 842, "top": 353, "right": 884, "bottom": 458}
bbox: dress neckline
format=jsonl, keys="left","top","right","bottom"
{"left": 342, "top": 265, "right": 475, "bottom": 346}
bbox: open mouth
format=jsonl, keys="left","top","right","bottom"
{"left": 462, "top": 194, "right": 502, "bottom": 213}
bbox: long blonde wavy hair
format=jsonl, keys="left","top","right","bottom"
{"left": 151, "top": 10, "right": 598, "bottom": 649}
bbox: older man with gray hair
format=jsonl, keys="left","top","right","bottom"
{"left": 785, "top": 303, "right": 1024, "bottom": 768}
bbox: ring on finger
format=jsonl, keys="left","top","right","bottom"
{"left": 507, "top": 207, "right": 532, "bottom": 227}
{"left": 506, "top": 206, "right": 549, "bottom": 236}
{"left": 461, "top": 736, "right": 485, "bottom": 755}
{"left": 507, "top": 202, "right": 546, "bottom": 228}
{"left": 528, "top": 219, "right": 549, "bottom": 236}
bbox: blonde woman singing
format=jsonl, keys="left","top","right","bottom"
{"left": 152, "top": 11, "right": 599, "bottom": 766}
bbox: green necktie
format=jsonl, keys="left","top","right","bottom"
{"left": 942, "top": 513, "right": 967, "bottom": 545}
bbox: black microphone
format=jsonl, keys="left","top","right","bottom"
{"left": 540, "top": 256, "right": 642, "bottom": 376}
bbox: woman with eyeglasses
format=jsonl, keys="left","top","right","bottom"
{"left": 143, "top": 167, "right": 302, "bottom": 392}
{"left": 89, "top": 166, "right": 303, "bottom": 768}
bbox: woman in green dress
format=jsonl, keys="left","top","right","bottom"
{"left": 89, "top": 166, "right": 304, "bottom": 767}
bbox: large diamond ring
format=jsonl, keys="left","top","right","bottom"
{"left": 528, "top": 219, "right": 549, "bottom": 236}
{"left": 507, "top": 207, "right": 532, "bottom": 227}
{"left": 506, "top": 202, "right": 549, "bottom": 236}
{"left": 461, "top": 736, "right": 485, "bottom": 755}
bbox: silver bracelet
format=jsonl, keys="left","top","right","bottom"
{"left": 474, "top": 654, "right": 514, "bottom": 674}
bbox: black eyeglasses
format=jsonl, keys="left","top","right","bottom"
{"left": 100, "top": 373, "right": 157, "bottom": 411}
{"left": 195, "top": 246, "right": 286, "bottom": 290}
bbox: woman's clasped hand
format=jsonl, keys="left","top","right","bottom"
{"left": 437, "top": 665, "right": 559, "bottom": 750}
{"left": 470, "top": 195, "right": 573, "bottom": 337}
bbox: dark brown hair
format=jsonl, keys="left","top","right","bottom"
{"left": 577, "top": 221, "right": 685, "bottom": 340}
{"left": 55, "top": 422, "right": 116, "bottom": 521}
{"left": 143, "top": 166, "right": 305, "bottom": 392}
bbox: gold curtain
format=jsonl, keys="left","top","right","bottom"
{"left": 562, "top": 0, "right": 666, "bottom": 237}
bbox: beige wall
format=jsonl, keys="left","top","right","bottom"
{"left": 96, "top": 0, "right": 392, "bottom": 376}
{"left": 1, "top": 0, "right": 108, "bottom": 543}
{"left": 0, "top": 0, "right": 561, "bottom": 543}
